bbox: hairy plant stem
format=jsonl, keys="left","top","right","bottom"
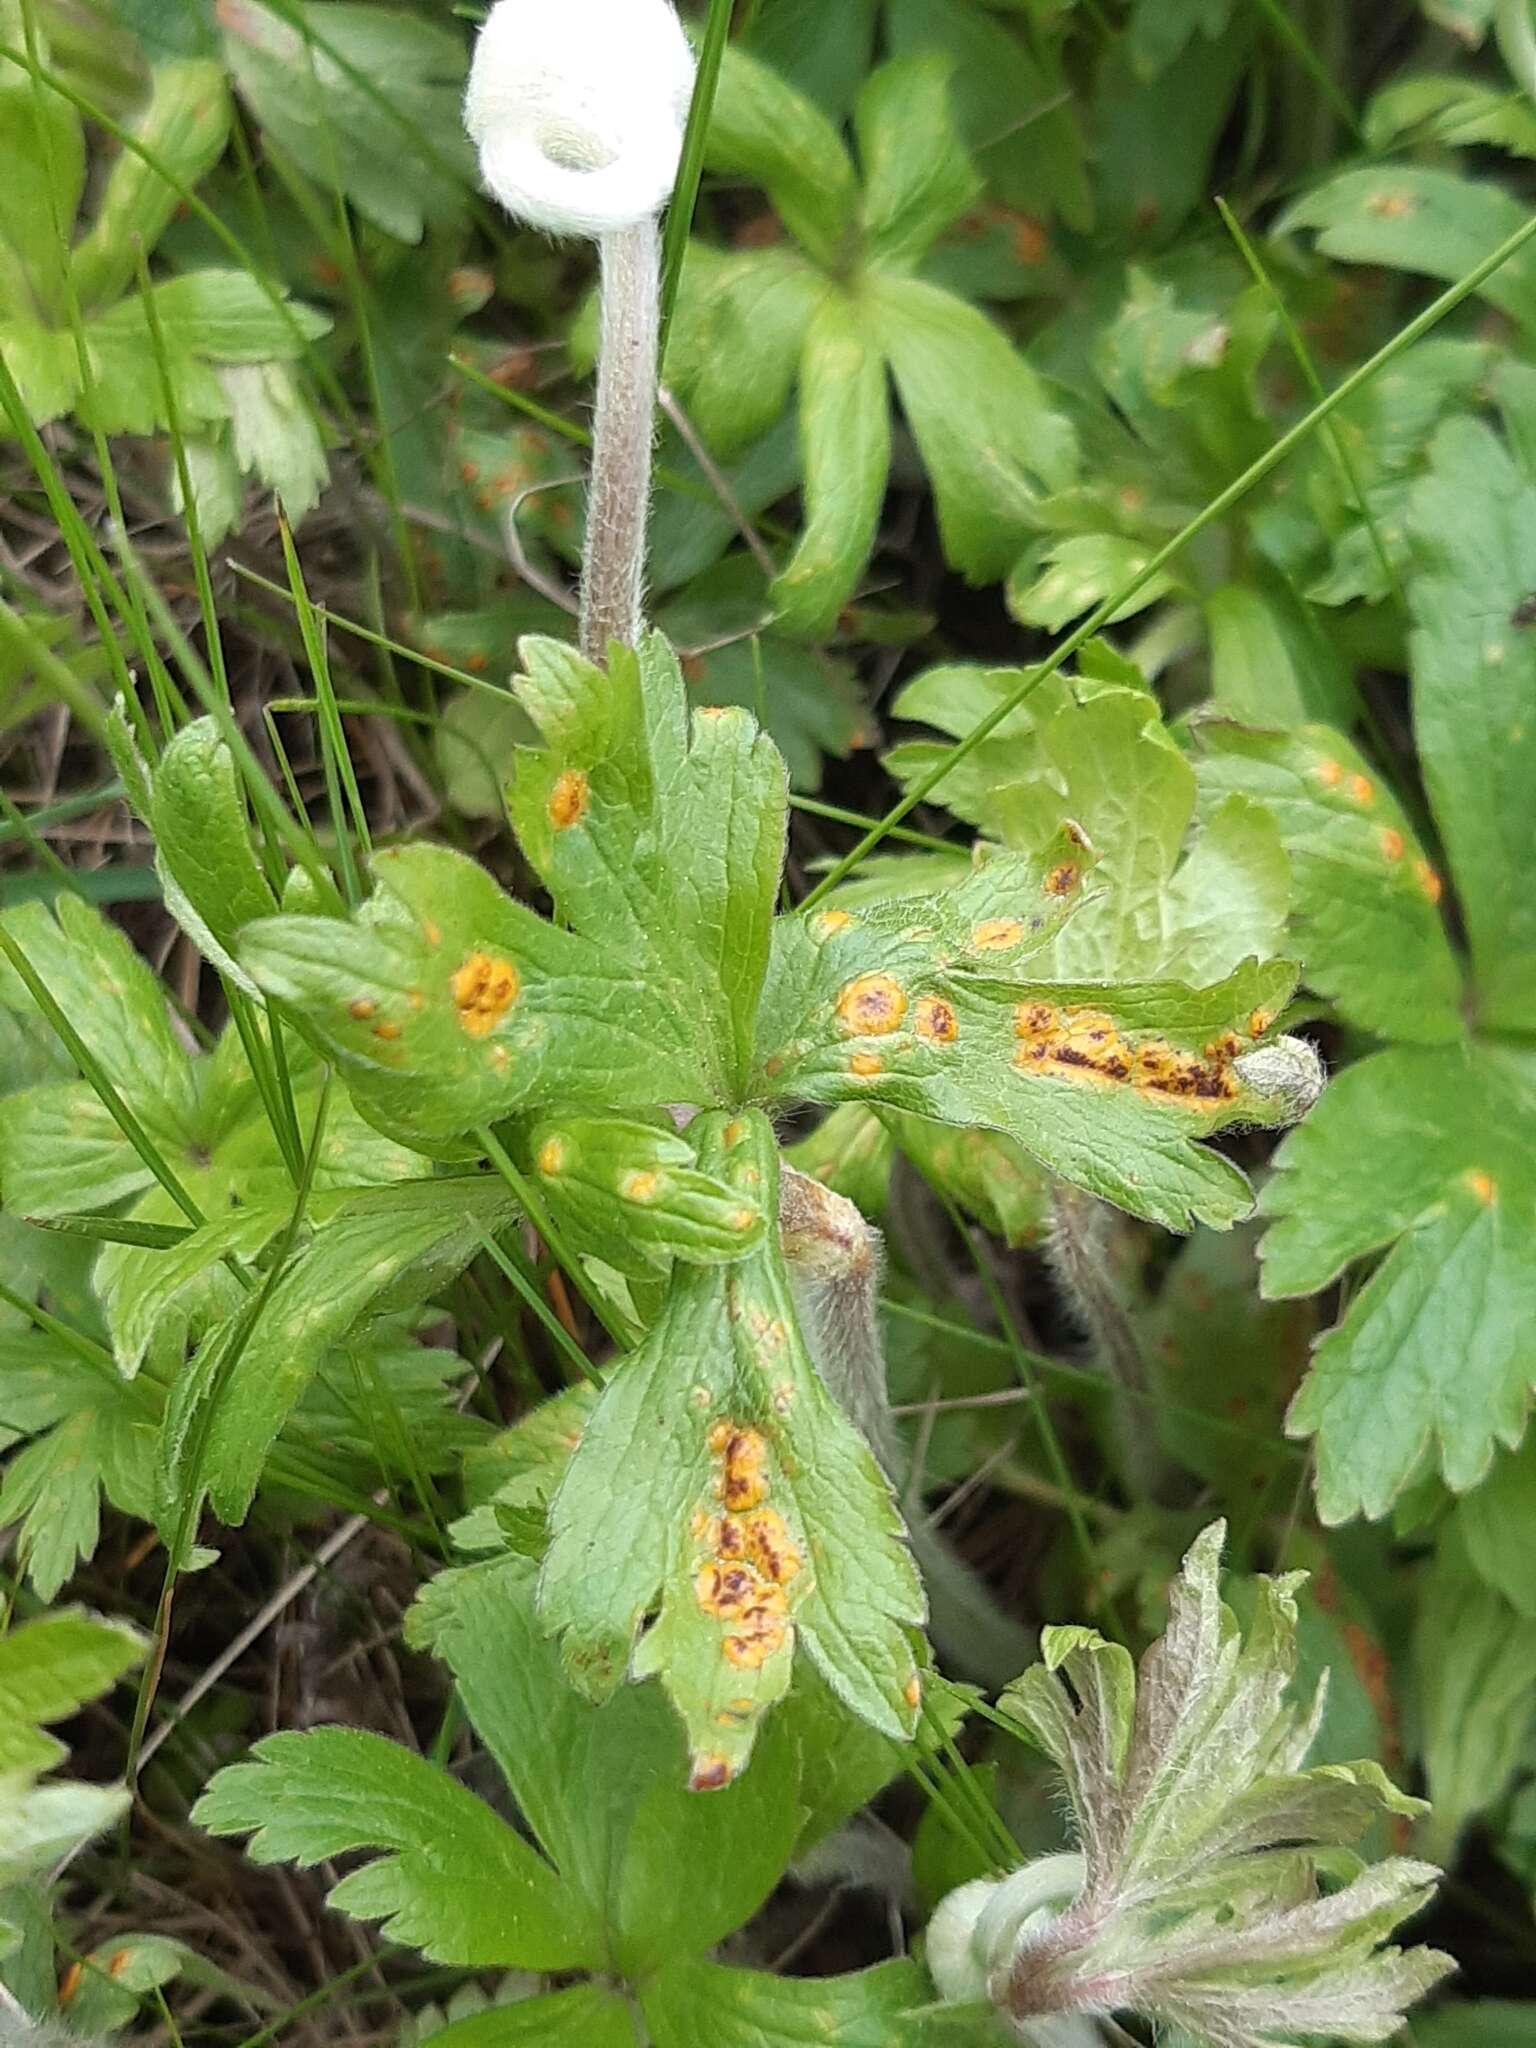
{"left": 780, "top": 1166, "right": 1034, "bottom": 1686}
{"left": 581, "top": 217, "right": 662, "bottom": 660}
{"left": 1047, "top": 1182, "right": 1167, "bottom": 1502}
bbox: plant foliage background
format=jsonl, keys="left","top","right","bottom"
{"left": 1, "top": 0, "right": 1535, "bottom": 2041}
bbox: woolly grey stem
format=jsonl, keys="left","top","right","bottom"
{"left": 581, "top": 217, "right": 661, "bottom": 661}
{"left": 780, "top": 1165, "right": 1035, "bottom": 1687}
{"left": 1047, "top": 1182, "right": 1167, "bottom": 1501}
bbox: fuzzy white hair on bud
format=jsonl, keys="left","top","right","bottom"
{"left": 465, "top": 0, "right": 696, "bottom": 238}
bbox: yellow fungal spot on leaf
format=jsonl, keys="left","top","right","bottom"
{"left": 1045, "top": 863, "right": 1081, "bottom": 897}
{"left": 408, "top": 988, "right": 426, "bottom": 1010}
{"left": 738, "top": 1508, "right": 802, "bottom": 1586}
{"left": 724, "top": 1118, "right": 749, "bottom": 1147}
{"left": 1014, "top": 1001, "right": 1241, "bottom": 1111}
{"left": 424, "top": 919, "right": 442, "bottom": 947}
{"left": 971, "top": 917, "right": 1024, "bottom": 951}
{"left": 915, "top": 995, "right": 959, "bottom": 1044}
{"left": 904, "top": 1675, "right": 923, "bottom": 1711}
{"left": 1416, "top": 860, "right": 1444, "bottom": 904}
{"left": 548, "top": 768, "right": 589, "bottom": 830}
{"left": 1248, "top": 1008, "right": 1274, "bottom": 1039}
{"left": 1380, "top": 828, "right": 1405, "bottom": 862}
{"left": 59, "top": 1964, "right": 82, "bottom": 2007}
{"left": 1348, "top": 773, "right": 1375, "bottom": 806}
{"left": 452, "top": 952, "right": 520, "bottom": 1037}
{"left": 814, "top": 909, "right": 854, "bottom": 939}
{"left": 836, "top": 972, "right": 907, "bottom": 1036}
{"left": 537, "top": 1137, "right": 567, "bottom": 1175}
{"left": 730, "top": 1207, "right": 758, "bottom": 1233}
{"left": 373, "top": 1020, "right": 402, "bottom": 1043}
{"left": 1315, "top": 758, "right": 1344, "bottom": 788}
{"left": 1465, "top": 1169, "right": 1497, "bottom": 1205}
{"left": 1367, "top": 189, "right": 1418, "bottom": 219}
{"left": 709, "top": 1424, "right": 770, "bottom": 1511}
{"left": 348, "top": 998, "right": 375, "bottom": 1021}
{"left": 622, "top": 1169, "right": 661, "bottom": 1203}
{"left": 849, "top": 1051, "right": 883, "bottom": 1077}
{"left": 490, "top": 1044, "right": 511, "bottom": 1073}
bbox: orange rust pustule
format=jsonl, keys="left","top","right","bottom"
{"left": 736, "top": 1507, "right": 803, "bottom": 1586}
{"left": 548, "top": 768, "right": 589, "bottom": 830}
{"left": 1014, "top": 1001, "right": 1242, "bottom": 1110}
{"left": 452, "top": 951, "right": 520, "bottom": 1037}
{"left": 721, "top": 1429, "right": 769, "bottom": 1512}
{"left": 1045, "top": 862, "right": 1081, "bottom": 897}
{"left": 835, "top": 972, "right": 907, "bottom": 1036}
{"left": 971, "top": 917, "right": 1025, "bottom": 951}
{"left": 914, "top": 994, "right": 959, "bottom": 1044}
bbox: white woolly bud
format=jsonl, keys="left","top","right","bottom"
{"left": 928, "top": 1857, "right": 1101, "bottom": 2046}
{"left": 1234, "top": 1032, "right": 1327, "bottom": 1124}
{"left": 465, "top": 0, "right": 696, "bottom": 237}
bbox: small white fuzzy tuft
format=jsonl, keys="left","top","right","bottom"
{"left": 464, "top": 0, "right": 696, "bottom": 237}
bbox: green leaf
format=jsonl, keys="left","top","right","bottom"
{"left": 98, "top": 1200, "right": 285, "bottom": 1379}
{"left": 0, "top": 1358, "right": 157, "bottom": 1598}
{"left": 1194, "top": 718, "right": 1463, "bottom": 1043}
{"left": 416, "top": 1987, "right": 640, "bottom": 2048}
{"left": 885, "top": 0, "right": 1091, "bottom": 232}
{"left": 643, "top": 1957, "right": 934, "bottom": 2048}
{"left": 1010, "top": 532, "right": 1176, "bottom": 636}
{"left": 220, "top": 0, "right": 473, "bottom": 242}
{"left": 193, "top": 1176, "right": 518, "bottom": 1521}
{"left": 771, "top": 288, "right": 892, "bottom": 638}
{"left": 193, "top": 1725, "right": 591, "bottom": 1970}
{"left": 740, "top": 0, "right": 877, "bottom": 122}
{"left": 667, "top": 246, "right": 827, "bottom": 460}
{"left": 92, "top": 270, "right": 330, "bottom": 365}
{"left": 856, "top": 55, "right": 981, "bottom": 271}
{"left": 757, "top": 860, "right": 1298, "bottom": 1234}
{"left": 0, "top": 1608, "right": 142, "bottom": 1890}
{"left": 1457, "top": 1433, "right": 1536, "bottom": 1617}
{"left": 892, "top": 678, "right": 1291, "bottom": 986}
{"left": 1365, "top": 72, "right": 1536, "bottom": 159}
{"left": 707, "top": 46, "right": 860, "bottom": 268}
{"left": 0, "top": 13, "right": 85, "bottom": 322}
{"left": 240, "top": 841, "right": 716, "bottom": 1147}
{"left": 146, "top": 718, "right": 278, "bottom": 985}
{"left": 0, "top": 1608, "right": 144, "bottom": 1777}
{"left": 110, "top": 0, "right": 218, "bottom": 58}
{"left": 1204, "top": 572, "right": 1356, "bottom": 730}
{"left": 1128, "top": 0, "right": 1235, "bottom": 74}
{"left": 529, "top": 1113, "right": 766, "bottom": 1280}
{"left": 510, "top": 635, "right": 787, "bottom": 1094}
{"left": 408, "top": 1554, "right": 805, "bottom": 1977}
{"left": 1408, "top": 416, "right": 1536, "bottom": 1033}
{"left": 1, "top": 1085, "right": 159, "bottom": 1217}
{"left": 1265, "top": 1041, "right": 1536, "bottom": 1520}
{"left": 70, "top": 62, "right": 232, "bottom": 310}
{"left": 1412, "top": 1529, "right": 1536, "bottom": 1864}
{"left": 0, "top": 895, "right": 199, "bottom": 1135}
{"left": 219, "top": 360, "right": 330, "bottom": 526}
{"left": 539, "top": 1111, "right": 925, "bottom": 1780}
{"left": 1279, "top": 166, "right": 1536, "bottom": 335}
{"left": 871, "top": 272, "right": 1077, "bottom": 583}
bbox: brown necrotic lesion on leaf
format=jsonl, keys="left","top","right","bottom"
{"left": 451, "top": 950, "right": 521, "bottom": 1036}
{"left": 1014, "top": 1002, "right": 1244, "bottom": 1110}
